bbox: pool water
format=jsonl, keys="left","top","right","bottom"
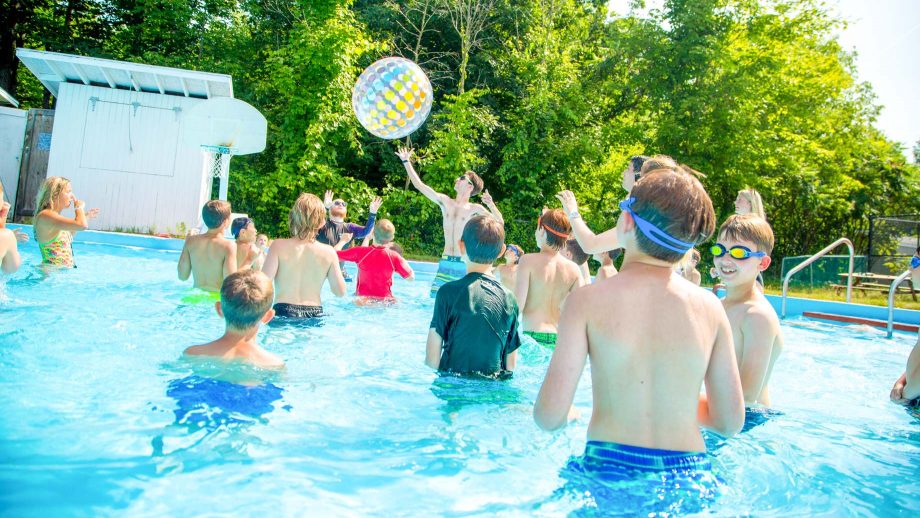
{"left": 1, "top": 239, "right": 918, "bottom": 516}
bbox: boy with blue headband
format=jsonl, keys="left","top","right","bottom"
{"left": 534, "top": 166, "right": 744, "bottom": 486}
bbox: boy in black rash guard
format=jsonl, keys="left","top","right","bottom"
{"left": 425, "top": 215, "right": 522, "bottom": 378}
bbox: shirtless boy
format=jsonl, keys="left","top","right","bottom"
{"left": 534, "top": 167, "right": 744, "bottom": 481}
{"left": 712, "top": 214, "right": 783, "bottom": 408}
{"left": 178, "top": 200, "right": 237, "bottom": 292}
{"left": 592, "top": 249, "right": 621, "bottom": 283}
{"left": 231, "top": 217, "right": 265, "bottom": 271}
{"left": 514, "top": 209, "right": 585, "bottom": 348}
{"left": 396, "top": 146, "right": 504, "bottom": 296}
{"left": 262, "top": 193, "right": 346, "bottom": 321}
{"left": 0, "top": 195, "right": 21, "bottom": 274}
{"left": 184, "top": 269, "right": 284, "bottom": 369}
{"left": 562, "top": 238, "right": 591, "bottom": 284}
{"left": 889, "top": 247, "right": 920, "bottom": 409}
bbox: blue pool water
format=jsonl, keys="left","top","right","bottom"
{"left": 1, "top": 238, "right": 919, "bottom": 516}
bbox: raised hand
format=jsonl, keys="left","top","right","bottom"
{"left": 338, "top": 232, "right": 354, "bottom": 247}
{"left": 14, "top": 229, "right": 29, "bottom": 243}
{"left": 369, "top": 196, "right": 383, "bottom": 214}
{"left": 396, "top": 146, "right": 413, "bottom": 163}
{"left": 481, "top": 190, "right": 494, "bottom": 206}
{"left": 324, "top": 190, "right": 334, "bottom": 209}
{"left": 555, "top": 190, "right": 579, "bottom": 218}
{"left": 86, "top": 208, "right": 100, "bottom": 219}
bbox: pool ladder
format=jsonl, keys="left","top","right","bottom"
{"left": 781, "top": 237, "right": 854, "bottom": 319}
{"left": 887, "top": 270, "right": 912, "bottom": 338}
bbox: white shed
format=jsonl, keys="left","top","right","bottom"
{"left": 0, "top": 87, "right": 26, "bottom": 215}
{"left": 16, "top": 48, "right": 235, "bottom": 234}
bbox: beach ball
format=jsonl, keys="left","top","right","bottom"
{"left": 352, "top": 57, "right": 433, "bottom": 140}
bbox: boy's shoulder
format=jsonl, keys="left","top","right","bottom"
{"left": 183, "top": 342, "right": 214, "bottom": 357}
{"left": 252, "top": 348, "right": 285, "bottom": 369}
{"left": 742, "top": 295, "right": 780, "bottom": 328}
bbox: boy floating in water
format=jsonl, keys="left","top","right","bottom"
{"left": 592, "top": 249, "right": 621, "bottom": 283}
{"left": 396, "top": 146, "right": 504, "bottom": 296}
{"left": 178, "top": 200, "right": 237, "bottom": 293}
{"left": 183, "top": 269, "right": 284, "bottom": 369}
{"left": 336, "top": 219, "right": 414, "bottom": 304}
{"left": 262, "top": 193, "right": 346, "bottom": 322}
{"left": 534, "top": 167, "right": 744, "bottom": 481}
{"left": 514, "top": 209, "right": 585, "bottom": 348}
{"left": 712, "top": 215, "right": 783, "bottom": 409}
{"left": 426, "top": 215, "right": 521, "bottom": 378}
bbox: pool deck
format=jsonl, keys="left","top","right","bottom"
{"left": 8, "top": 224, "right": 919, "bottom": 326}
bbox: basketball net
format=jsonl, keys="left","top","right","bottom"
{"left": 201, "top": 145, "right": 237, "bottom": 201}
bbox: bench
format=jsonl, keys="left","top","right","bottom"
{"left": 831, "top": 283, "right": 916, "bottom": 297}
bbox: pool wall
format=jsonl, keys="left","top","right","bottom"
{"left": 8, "top": 224, "right": 918, "bottom": 324}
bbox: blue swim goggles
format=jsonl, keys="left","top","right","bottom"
{"left": 911, "top": 256, "right": 920, "bottom": 269}
{"left": 618, "top": 197, "right": 695, "bottom": 254}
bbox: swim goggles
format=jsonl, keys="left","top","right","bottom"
{"left": 618, "top": 197, "right": 694, "bottom": 254}
{"left": 457, "top": 175, "right": 473, "bottom": 188}
{"left": 710, "top": 243, "right": 766, "bottom": 260}
{"left": 332, "top": 199, "right": 347, "bottom": 208}
{"left": 911, "top": 256, "right": 920, "bottom": 269}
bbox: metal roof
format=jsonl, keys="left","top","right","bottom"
{"left": 0, "top": 86, "right": 18, "bottom": 107}
{"left": 16, "top": 48, "right": 233, "bottom": 100}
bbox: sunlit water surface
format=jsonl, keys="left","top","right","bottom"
{"left": 0, "top": 239, "right": 918, "bottom": 516}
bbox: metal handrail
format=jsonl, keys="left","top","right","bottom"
{"left": 781, "top": 237, "right": 854, "bottom": 318}
{"left": 887, "top": 270, "right": 912, "bottom": 338}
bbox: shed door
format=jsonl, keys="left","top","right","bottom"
{"left": 14, "top": 109, "right": 54, "bottom": 219}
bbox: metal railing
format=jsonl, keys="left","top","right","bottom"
{"left": 781, "top": 237, "right": 854, "bottom": 318}
{"left": 887, "top": 270, "right": 912, "bottom": 338}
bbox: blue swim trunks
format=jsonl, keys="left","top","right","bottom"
{"left": 430, "top": 255, "right": 466, "bottom": 297}
{"left": 576, "top": 441, "right": 711, "bottom": 475}
{"left": 166, "top": 375, "right": 284, "bottom": 428}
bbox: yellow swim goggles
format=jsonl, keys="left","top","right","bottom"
{"left": 710, "top": 243, "right": 766, "bottom": 260}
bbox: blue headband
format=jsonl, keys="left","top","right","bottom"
{"left": 618, "top": 197, "right": 695, "bottom": 254}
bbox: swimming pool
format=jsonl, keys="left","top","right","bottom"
{"left": 1, "top": 235, "right": 918, "bottom": 516}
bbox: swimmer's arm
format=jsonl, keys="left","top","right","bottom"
{"left": 534, "top": 291, "right": 588, "bottom": 431}
{"left": 571, "top": 224, "right": 619, "bottom": 255}
{"left": 262, "top": 242, "right": 280, "bottom": 280}
{"left": 223, "top": 241, "right": 238, "bottom": 278}
{"left": 178, "top": 240, "right": 192, "bottom": 281}
{"left": 0, "top": 230, "right": 20, "bottom": 274}
{"left": 902, "top": 339, "right": 920, "bottom": 401}
{"left": 327, "top": 256, "right": 347, "bottom": 297}
{"left": 425, "top": 329, "right": 442, "bottom": 369}
{"left": 351, "top": 213, "right": 376, "bottom": 239}
{"left": 394, "top": 254, "right": 414, "bottom": 280}
{"left": 38, "top": 208, "right": 88, "bottom": 232}
{"left": 737, "top": 310, "right": 779, "bottom": 404}
{"left": 698, "top": 309, "right": 745, "bottom": 437}
{"left": 400, "top": 159, "right": 447, "bottom": 206}
{"left": 479, "top": 191, "right": 504, "bottom": 224}
{"left": 513, "top": 259, "right": 531, "bottom": 316}
{"left": 336, "top": 247, "right": 362, "bottom": 263}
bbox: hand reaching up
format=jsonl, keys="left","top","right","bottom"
{"left": 369, "top": 196, "right": 383, "bottom": 214}
{"left": 396, "top": 146, "right": 413, "bottom": 163}
{"left": 324, "top": 190, "right": 334, "bottom": 209}
{"left": 555, "top": 190, "right": 579, "bottom": 218}
{"left": 481, "top": 190, "right": 494, "bottom": 206}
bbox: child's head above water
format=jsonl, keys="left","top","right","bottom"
{"left": 35, "top": 176, "right": 73, "bottom": 213}
{"left": 289, "top": 193, "right": 325, "bottom": 240}
{"left": 461, "top": 215, "right": 505, "bottom": 265}
{"left": 619, "top": 167, "right": 716, "bottom": 264}
{"left": 202, "top": 200, "right": 231, "bottom": 230}
{"left": 231, "top": 217, "right": 256, "bottom": 241}
{"left": 220, "top": 269, "right": 275, "bottom": 331}
{"left": 712, "top": 214, "right": 774, "bottom": 287}
{"left": 563, "top": 238, "right": 589, "bottom": 265}
{"left": 536, "top": 209, "right": 571, "bottom": 250}
{"left": 373, "top": 219, "right": 396, "bottom": 244}
{"left": 503, "top": 244, "right": 523, "bottom": 264}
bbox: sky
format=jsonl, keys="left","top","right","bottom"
{"left": 608, "top": 0, "right": 920, "bottom": 162}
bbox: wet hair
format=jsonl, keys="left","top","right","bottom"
{"left": 627, "top": 168, "right": 716, "bottom": 263}
{"left": 220, "top": 269, "right": 274, "bottom": 331}
{"left": 630, "top": 156, "right": 649, "bottom": 180}
{"left": 374, "top": 219, "right": 396, "bottom": 243}
{"left": 738, "top": 188, "right": 766, "bottom": 220}
{"left": 35, "top": 176, "right": 71, "bottom": 213}
{"left": 231, "top": 217, "right": 253, "bottom": 239}
{"left": 289, "top": 193, "right": 325, "bottom": 240}
{"left": 564, "top": 238, "right": 589, "bottom": 265}
{"left": 607, "top": 248, "right": 623, "bottom": 261}
{"left": 201, "top": 200, "right": 231, "bottom": 229}
{"left": 505, "top": 244, "right": 523, "bottom": 264}
{"left": 718, "top": 213, "right": 775, "bottom": 256}
{"left": 389, "top": 242, "right": 405, "bottom": 256}
{"left": 463, "top": 171, "right": 484, "bottom": 196}
{"left": 539, "top": 209, "right": 571, "bottom": 250}
{"left": 462, "top": 215, "right": 505, "bottom": 264}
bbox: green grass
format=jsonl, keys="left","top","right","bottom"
{"left": 761, "top": 283, "right": 920, "bottom": 311}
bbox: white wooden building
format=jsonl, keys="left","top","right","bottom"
{"left": 16, "top": 49, "right": 235, "bottom": 234}
{"left": 0, "top": 87, "right": 26, "bottom": 215}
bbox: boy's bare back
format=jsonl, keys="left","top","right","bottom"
{"left": 185, "top": 340, "right": 284, "bottom": 369}
{"left": 540, "top": 264, "right": 743, "bottom": 452}
{"left": 263, "top": 238, "right": 344, "bottom": 306}
{"left": 179, "top": 233, "right": 237, "bottom": 291}
{"left": 723, "top": 291, "right": 783, "bottom": 406}
{"left": 515, "top": 252, "right": 583, "bottom": 332}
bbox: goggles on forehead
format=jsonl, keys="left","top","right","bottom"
{"left": 618, "top": 197, "right": 694, "bottom": 254}
{"left": 710, "top": 243, "right": 766, "bottom": 260}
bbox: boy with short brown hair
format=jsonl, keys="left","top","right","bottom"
{"left": 262, "top": 193, "right": 346, "bottom": 322}
{"left": 336, "top": 218, "right": 414, "bottom": 303}
{"left": 178, "top": 200, "right": 237, "bottom": 293}
{"left": 535, "top": 167, "right": 744, "bottom": 482}
{"left": 712, "top": 214, "right": 783, "bottom": 408}
{"left": 183, "top": 269, "right": 284, "bottom": 369}
{"left": 514, "top": 209, "right": 585, "bottom": 348}
{"left": 426, "top": 215, "right": 521, "bottom": 377}
{"left": 562, "top": 237, "right": 591, "bottom": 284}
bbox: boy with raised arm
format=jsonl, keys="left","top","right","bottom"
{"left": 426, "top": 215, "right": 521, "bottom": 378}
{"left": 534, "top": 167, "right": 744, "bottom": 481}
{"left": 178, "top": 200, "right": 237, "bottom": 293}
{"left": 712, "top": 214, "right": 783, "bottom": 410}
{"left": 396, "top": 146, "right": 504, "bottom": 296}
{"left": 262, "top": 193, "right": 346, "bottom": 322}
{"left": 514, "top": 209, "right": 585, "bottom": 349}
{"left": 184, "top": 269, "right": 284, "bottom": 369}
{"left": 336, "top": 219, "right": 415, "bottom": 304}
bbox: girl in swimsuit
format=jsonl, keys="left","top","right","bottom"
{"left": 33, "top": 177, "right": 99, "bottom": 267}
